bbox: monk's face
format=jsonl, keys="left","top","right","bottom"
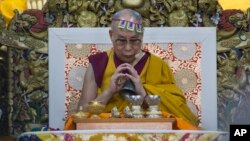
{"left": 110, "top": 25, "right": 143, "bottom": 64}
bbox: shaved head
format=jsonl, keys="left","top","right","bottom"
{"left": 112, "top": 9, "right": 143, "bottom": 24}
{"left": 111, "top": 9, "right": 144, "bottom": 33}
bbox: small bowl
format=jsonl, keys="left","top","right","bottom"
{"left": 145, "top": 95, "right": 161, "bottom": 105}
{"left": 127, "top": 95, "right": 144, "bottom": 106}
{"left": 87, "top": 101, "right": 105, "bottom": 118}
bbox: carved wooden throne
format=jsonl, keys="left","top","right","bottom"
{"left": 48, "top": 27, "right": 217, "bottom": 130}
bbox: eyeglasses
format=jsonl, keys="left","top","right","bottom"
{"left": 115, "top": 38, "right": 142, "bottom": 47}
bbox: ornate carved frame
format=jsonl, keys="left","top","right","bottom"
{"left": 48, "top": 27, "right": 217, "bottom": 130}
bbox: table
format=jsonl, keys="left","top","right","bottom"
{"left": 76, "top": 118, "right": 175, "bottom": 130}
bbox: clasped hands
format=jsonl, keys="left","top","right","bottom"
{"left": 108, "top": 63, "right": 146, "bottom": 98}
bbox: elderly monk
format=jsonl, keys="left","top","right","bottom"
{"left": 66, "top": 9, "right": 199, "bottom": 130}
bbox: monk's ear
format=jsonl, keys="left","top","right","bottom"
{"left": 109, "top": 30, "right": 112, "bottom": 39}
